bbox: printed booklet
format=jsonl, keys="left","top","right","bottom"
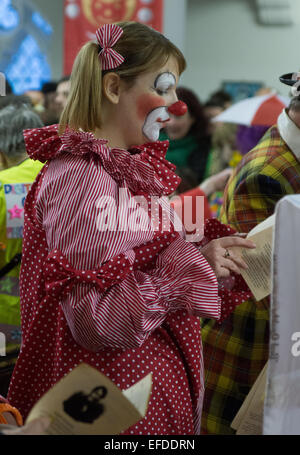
{"left": 26, "top": 363, "right": 152, "bottom": 435}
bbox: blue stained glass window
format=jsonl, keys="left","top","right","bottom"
{"left": 32, "top": 11, "right": 53, "bottom": 36}
{"left": 0, "top": 0, "right": 19, "bottom": 31}
{"left": 5, "top": 35, "right": 52, "bottom": 94}
{"left": 0, "top": 0, "right": 53, "bottom": 94}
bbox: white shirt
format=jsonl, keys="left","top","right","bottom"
{"left": 277, "top": 108, "right": 300, "bottom": 160}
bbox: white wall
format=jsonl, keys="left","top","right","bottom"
{"left": 31, "top": 0, "right": 64, "bottom": 80}
{"left": 29, "top": 0, "right": 300, "bottom": 101}
{"left": 163, "top": 0, "right": 187, "bottom": 55}
{"left": 183, "top": 0, "right": 299, "bottom": 102}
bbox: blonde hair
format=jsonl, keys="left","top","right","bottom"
{"left": 59, "top": 22, "right": 186, "bottom": 134}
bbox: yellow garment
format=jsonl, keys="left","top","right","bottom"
{"left": 0, "top": 159, "right": 44, "bottom": 326}
{"left": 228, "top": 150, "right": 243, "bottom": 168}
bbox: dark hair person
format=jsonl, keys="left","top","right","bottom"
{"left": 161, "top": 86, "right": 212, "bottom": 186}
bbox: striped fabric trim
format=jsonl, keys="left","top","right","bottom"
{"left": 96, "top": 24, "right": 124, "bottom": 70}
{"left": 37, "top": 153, "right": 220, "bottom": 352}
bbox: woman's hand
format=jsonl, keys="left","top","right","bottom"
{"left": 200, "top": 235, "right": 256, "bottom": 278}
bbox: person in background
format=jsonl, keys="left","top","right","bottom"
{"left": 161, "top": 87, "right": 233, "bottom": 220}
{"left": 208, "top": 123, "right": 269, "bottom": 219}
{"left": 23, "top": 90, "right": 44, "bottom": 114}
{"left": 203, "top": 89, "right": 235, "bottom": 176}
{"left": 0, "top": 104, "right": 44, "bottom": 397}
{"left": 203, "top": 91, "right": 268, "bottom": 218}
{"left": 200, "top": 73, "right": 300, "bottom": 435}
{"left": 40, "top": 81, "right": 60, "bottom": 126}
{"left": 55, "top": 76, "right": 71, "bottom": 114}
{"left": 203, "top": 89, "right": 233, "bottom": 127}
{"left": 0, "top": 95, "right": 33, "bottom": 172}
{"left": 207, "top": 89, "right": 232, "bottom": 109}
{"left": 42, "top": 81, "right": 58, "bottom": 108}
{"left": 161, "top": 86, "right": 212, "bottom": 186}
{"left": 170, "top": 167, "right": 233, "bottom": 223}
{"left": 0, "top": 94, "right": 32, "bottom": 111}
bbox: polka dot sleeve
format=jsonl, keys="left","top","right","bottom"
{"left": 60, "top": 234, "right": 219, "bottom": 351}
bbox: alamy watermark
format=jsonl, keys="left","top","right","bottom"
{"left": 0, "top": 72, "right": 6, "bottom": 97}
{"left": 95, "top": 189, "right": 205, "bottom": 242}
{"left": 291, "top": 332, "right": 300, "bottom": 357}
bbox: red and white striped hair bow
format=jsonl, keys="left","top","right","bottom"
{"left": 96, "top": 24, "right": 125, "bottom": 70}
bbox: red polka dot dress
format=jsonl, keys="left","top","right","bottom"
{"left": 7, "top": 125, "right": 251, "bottom": 435}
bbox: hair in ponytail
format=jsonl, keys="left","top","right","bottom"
{"left": 59, "top": 42, "right": 102, "bottom": 134}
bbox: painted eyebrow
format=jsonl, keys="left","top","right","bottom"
{"left": 154, "top": 72, "right": 176, "bottom": 89}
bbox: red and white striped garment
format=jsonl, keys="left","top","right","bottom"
{"left": 7, "top": 125, "right": 248, "bottom": 435}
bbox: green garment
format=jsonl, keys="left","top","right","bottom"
{"left": 160, "top": 131, "right": 212, "bottom": 183}
{"left": 0, "top": 158, "right": 44, "bottom": 326}
{"left": 160, "top": 131, "right": 198, "bottom": 168}
{"left": 203, "top": 150, "right": 213, "bottom": 180}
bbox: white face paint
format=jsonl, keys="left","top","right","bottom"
{"left": 154, "top": 72, "right": 177, "bottom": 96}
{"left": 142, "top": 72, "right": 176, "bottom": 142}
{"left": 143, "top": 106, "right": 169, "bottom": 142}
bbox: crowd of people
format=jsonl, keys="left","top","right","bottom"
{"left": 0, "top": 20, "right": 297, "bottom": 436}
{"left": 1, "top": 76, "right": 70, "bottom": 126}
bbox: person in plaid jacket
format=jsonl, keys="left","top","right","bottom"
{"left": 200, "top": 74, "right": 300, "bottom": 434}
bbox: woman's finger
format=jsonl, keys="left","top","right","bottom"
{"left": 219, "top": 257, "right": 242, "bottom": 275}
{"left": 219, "top": 236, "right": 256, "bottom": 249}
{"left": 214, "top": 265, "right": 231, "bottom": 279}
{"left": 223, "top": 250, "right": 248, "bottom": 270}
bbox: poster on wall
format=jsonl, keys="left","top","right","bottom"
{"left": 64, "top": 0, "right": 164, "bottom": 75}
{"left": 222, "top": 81, "right": 264, "bottom": 102}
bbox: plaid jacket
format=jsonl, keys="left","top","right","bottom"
{"left": 201, "top": 125, "right": 300, "bottom": 434}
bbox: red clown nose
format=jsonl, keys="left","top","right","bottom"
{"left": 168, "top": 100, "right": 188, "bottom": 116}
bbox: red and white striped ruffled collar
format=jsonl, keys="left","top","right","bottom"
{"left": 23, "top": 124, "right": 181, "bottom": 196}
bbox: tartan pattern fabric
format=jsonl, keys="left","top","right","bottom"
{"left": 201, "top": 125, "right": 300, "bottom": 434}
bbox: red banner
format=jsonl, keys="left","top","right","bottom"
{"left": 64, "top": 0, "right": 164, "bottom": 75}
